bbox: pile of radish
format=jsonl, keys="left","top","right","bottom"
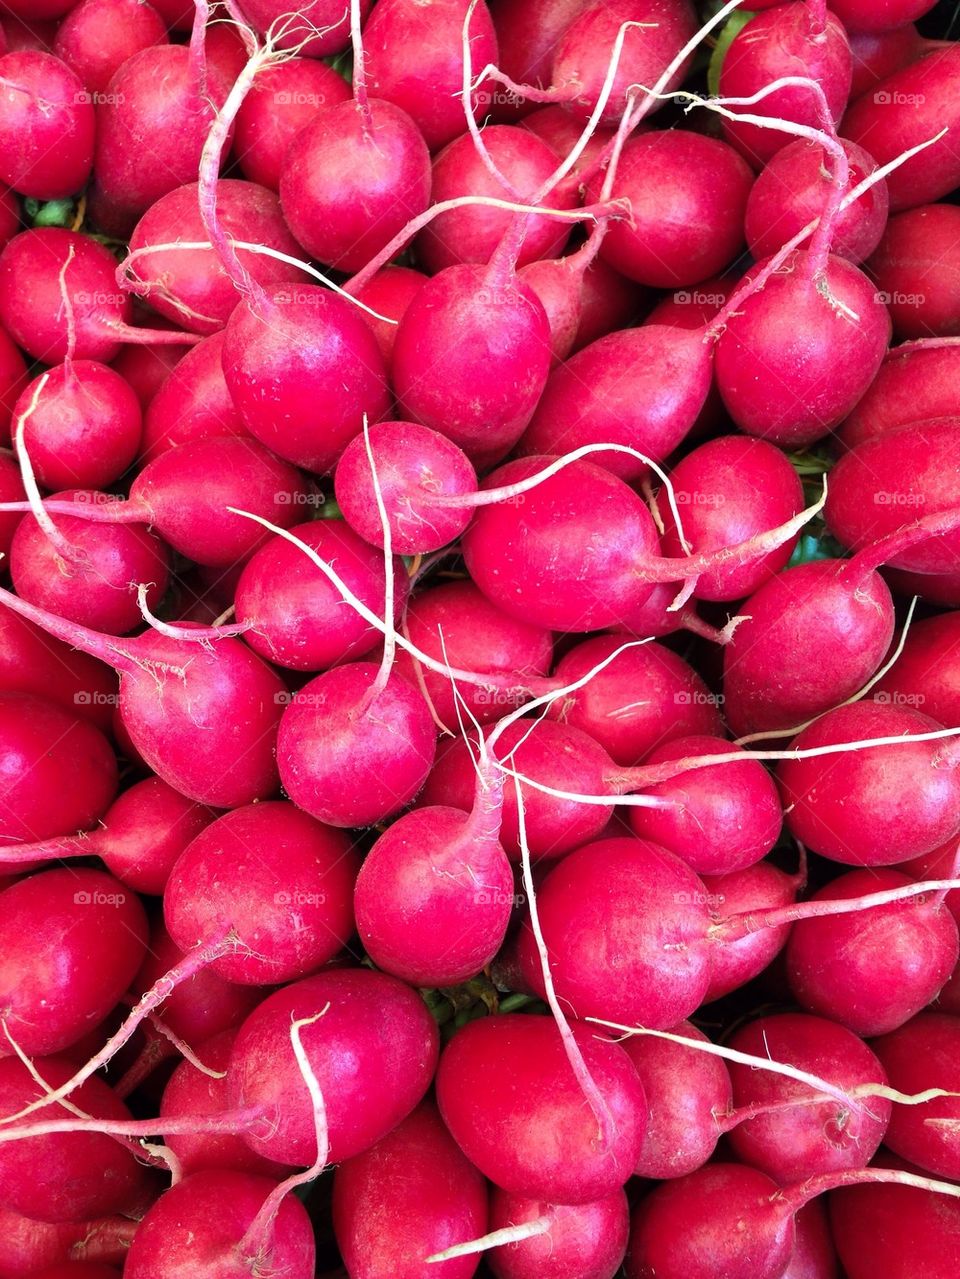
{"left": 2, "top": 0, "right": 960, "bottom": 1274}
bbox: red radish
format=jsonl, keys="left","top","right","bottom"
{"left": 518, "top": 326, "right": 712, "bottom": 481}
{"left": 280, "top": 99, "right": 431, "bottom": 273}
{"left": 0, "top": 450, "right": 24, "bottom": 561}
{"left": 32, "top": 1266, "right": 122, "bottom": 1278}
{"left": 416, "top": 125, "right": 575, "bottom": 273}
{"left": 0, "top": 692, "right": 116, "bottom": 842}
{"left": 235, "top": 519, "right": 409, "bottom": 671}
{"left": 849, "top": 24, "right": 929, "bottom": 100}
{"left": 546, "top": 634, "right": 722, "bottom": 766}
{"left": 0, "top": 1056, "right": 149, "bottom": 1223}
{"left": 0, "top": 51, "right": 94, "bottom": 199}
{"left": 392, "top": 263, "right": 551, "bottom": 470}
{"left": 714, "top": 251, "right": 891, "bottom": 448}
{"left": 838, "top": 344, "right": 960, "bottom": 448}
{"left": 487, "top": 1186, "right": 629, "bottom": 1279}
{"left": 0, "top": 326, "right": 27, "bottom": 444}
{"left": 140, "top": 331, "right": 248, "bottom": 460}
{"left": 164, "top": 801, "right": 360, "bottom": 985}
{"left": 436, "top": 1014, "right": 647, "bottom": 1204}
{"left": 392, "top": 579, "right": 554, "bottom": 730}
{"left": 333, "top": 1100, "right": 489, "bottom": 1279}
{"left": 832, "top": 0, "right": 939, "bottom": 32}
{"left": 363, "top": 0, "right": 499, "bottom": 151}
{"left": 873, "top": 612, "right": 960, "bottom": 726}
{"left": 623, "top": 1021, "right": 731, "bottom": 1180}
{"left": 234, "top": 59, "right": 352, "bottom": 191}
{"left": 92, "top": 44, "right": 232, "bottom": 229}
{"left": 9, "top": 494, "right": 170, "bottom": 635}
{"left": 125, "top": 180, "right": 308, "bottom": 334}
{"left": 520, "top": 104, "right": 617, "bottom": 177}
{"left": 779, "top": 702, "right": 960, "bottom": 865}
{"left": 517, "top": 255, "right": 582, "bottom": 364}
{"left": 351, "top": 265, "right": 427, "bottom": 367}
{"left": 489, "top": 0, "right": 591, "bottom": 102}
{"left": 830, "top": 1164, "right": 960, "bottom": 1278}
{"left": 0, "top": 866, "right": 147, "bottom": 1056}
{"left": 721, "top": 558, "right": 895, "bottom": 736}
{"left": 702, "top": 860, "right": 800, "bottom": 1000}
{"left": 0, "top": 609, "right": 116, "bottom": 732}
{"left": 52, "top": 0, "right": 167, "bottom": 93}
{"left": 590, "top": 131, "right": 752, "bottom": 287}
{"left": 0, "top": 188, "right": 17, "bottom": 252}
{"left": 723, "top": 1012, "right": 891, "bottom": 1183}
{"left": 0, "top": 18, "right": 58, "bottom": 54}
{"left": 334, "top": 420, "right": 477, "bottom": 555}
{"left": 782, "top": 1200, "right": 839, "bottom": 1279}
{"left": 221, "top": 282, "right": 391, "bottom": 474}
{"left": 745, "top": 137, "right": 889, "bottom": 264}
{"left": 278, "top": 661, "right": 436, "bottom": 828}
{"left": 868, "top": 204, "right": 960, "bottom": 338}
{"left": 160, "top": 1030, "right": 291, "bottom": 1181}
{"left": 0, "top": 777, "right": 215, "bottom": 896}
{"left": 573, "top": 253, "right": 643, "bottom": 350}
{"left": 239, "top": 0, "right": 370, "bottom": 56}
{"left": 872, "top": 1015, "right": 960, "bottom": 1177}
{"left": 657, "top": 435, "right": 804, "bottom": 600}
{"left": 228, "top": 968, "right": 439, "bottom": 1165}
{"left": 842, "top": 45, "right": 960, "bottom": 211}
{"left": 109, "top": 338, "right": 188, "bottom": 411}
{"left": 786, "top": 868, "right": 959, "bottom": 1034}
{"left": 627, "top": 735, "right": 783, "bottom": 875}
{"left": 718, "top": 3, "right": 852, "bottom": 167}
{"left": 123, "top": 1170, "right": 315, "bottom": 1279}
{"left": 0, "top": 0, "right": 75, "bottom": 16}
{"left": 0, "top": 1206, "right": 135, "bottom": 1279}
{"left": 0, "top": 586, "right": 287, "bottom": 807}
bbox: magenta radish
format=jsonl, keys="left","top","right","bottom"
{"left": 489, "top": 0, "right": 590, "bottom": 102}
{"left": 235, "top": 519, "right": 408, "bottom": 671}
{"left": 332, "top": 1100, "right": 489, "bottom": 1279}
{"left": 280, "top": 98, "right": 431, "bottom": 273}
{"left": 228, "top": 968, "right": 439, "bottom": 1166}
{"left": 520, "top": 104, "right": 617, "bottom": 178}
{"left": 657, "top": 435, "right": 804, "bottom": 600}
{"left": 745, "top": 137, "right": 889, "bottom": 264}
{"left": 9, "top": 494, "right": 170, "bottom": 635}
{"left": 622, "top": 1021, "right": 731, "bottom": 1180}
{"left": 573, "top": 254, "right": 643, "bottom": 350}
{"left": 221, "top": 282, "right": 391, "bottom": 474}
{"left": 13, "top": 362, "right": 141, "bottom": 492}
{"left": 517, "top": 255, "right": 582, "bottom": 364}
{"left": 626, "top": 735, "right": 782, "bottom": 875}
{"left": 723, "top": 1012, "right": 891, "bottom": 1183}
{"left": 830, "top": 1164, "right": 960, "bottom": 1278}
{"left": 160, "top": 1031, "right": 291, "bottom": 1180}
{"left": 588, "top": 131, "right": 752, "bottom": 287}
{"left": 0, "top": 1206, "right": 135, "bottom": 1279}
{"left": 867, "top": 204, "right": 960, "bottom": 338}
{"left": 110, "top": 338, "right": 188, "bottom": 411}
{"left": 849, "top": 24, "right": 928, "bottom": 100}
{"left": 839, "top": 344, "right": 960, "bottom": 449}
{"left": 517, "top": 326, "right": 711, "bottom": 481}
{"left": 351, "top": 266, "right": 427, "bottom": 367}
{"left": 234, "top": 59, "right": 352, "bottom": 191}
{"left": 391, "top": 264, "right": 551, "bottom": 470}
{"left": 0, "top": 692, "right": 117, "bottom": 842}
{"left": 778, "top": 701, "right": 960, "bottom": 865}
{"left": 32, "top": 1265, "right": 123, "bottom": 1278}
{"left": 702, "top": 860, "right": 801, "bottom": 1000}
{"left": 786, "top": 868, "right": 959, "bottom": 1034}
{"left": 781, "top": 1200, "right": 839, "bottom": 1279}
{"left": 0, "top": 609, "right": 116, "bottom": 732}
{"left": 546, "top": 634, "right": 722, "bottom": 766}
{"left": 392, "top": 579, "right": 554, "bottom": 729}
{"left": 239, "top": 0, "right": 369, "bottom": 56}
{"left": 123, "top": 1169, "right": 315, "bottom": 1279}
{"left": 363, "top": 0, "right": 499, "bottom": 151}
{"left": 125, "top": 180, "right": 308, "bottom": 334}
{"left": 872, "top": 1014, "right": 960, "bottom": 1178}
{"left": 164, "top": 801, "right": 360, "bottom": 985}
{"left": 334, "top": 420, "right": 477, "bottom": 555}
{"left": 0, "top": 1056, "right": 150, "bottom": 1223}
{"left": 872, "top": 612, "right": 960, "bottom": 726}
{"left": 0, "top": 866, "right": 147, "bottom": 1056}
{"left": 436, "top": 1014, "right": 647, "bottom": 1204}
{"left": 140, "top": 331, "right": 248, "bottom": 460}
{"left": 0, "top": 451, "right": 24, "bottom": 561}
{"left": 843, "top": 44, "right": 960, "bottom": 211}
{"left": 0, "top": 51, "right": 94, "bottom": 198}
{"left": 833, "top": 0, "right": 939, "bottom": 31}
{"left": 52, "top": 0, "right": 167, "bottom": 93}
{"left": 0, "top": 327, "right": 27, "bottom": 445}
{"left": 416, "top": 125, "right": 575, "bottom": 273}
{"left": 0, "top": 586, "right": 286, "bottom": 807}
{"left": 718, "top": 2, "right": 852, "bottom": 167}
{"left": 487, "top": 1187, "right": 629, "bottom": 1279}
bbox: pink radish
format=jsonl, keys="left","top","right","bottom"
{"left": 139, "top": 331, "right": 248, "bottom": 460}
{"left": 838, "top": 343, "right": 960, "bottom": 449}
{"left": 109, "top": 338, "right": 188, "bottom": 412}
{"left": 0, "top": 1206, "right": 135, "bottom": 1278}
{"left": 487, "top": 1186, "right": 629, "bottom": 1279}
{"left": 702, "top": 860, "right": 801, "bottom": 1001}
{"left": 351, "top": 266, "right": 427, "bottom": 367}
{"left": 52, "top": 0, "right": 167, "bottom": 94}
{"left": 239, "top": 0, "right": 370, "bottom": 57}
{"left": 867, "top": 204, "right": 960, "bottom": 338}
{"left": 0, "top": 609, "right": 116, "bottom": 732}
{"left": 872, "top": 612, "right": 960, "bottom": 727}
{"left": 0, "top": 51, "right": 94, "bottom": 198}
{"left": 872, "top": 1013, "right": 960, "bottom": 1179}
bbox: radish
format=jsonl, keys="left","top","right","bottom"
{"left": 701, "top": 860, "right": 802, "bottom": 1000}
{"left": 0, "top": 451, "right": 24, "bottom": 561}
{"left": 867, "top": 204, "right": 960, "bottom": 338}
{"left": 0, "top": 1206, "right": 135, "bottom": 1279}
{"left": 227, "top": 968, "right": 439, "bottom": 1165}
{"left": 435, "top": 1013, "right": 647, "bottom": 1204}
{"left": 239, "top": 0, "right": 370, "bottom": 56}
{"left": 782, "top": 1200, "right": 839, "bottom": 1279}
{"left": 0, "top": 326, "right": 27, "bottom": 445}
{"left": 520, "top": 103, "right": 618, "bottom": 179}
{"left": 849, "top": 25, "right": 929, "bottom": 100}
{"left": 110, "top": 338, "right": 189, "bottom": 412}
{"left": 786, "top": 868, "right": 959, "bottom": 1034}
{"left": 832, "top": 0, "right": 939, "bottom": 32}
{"left": 123, "top": 1170, "right": 315, "bottom": 1279}
{"left": 623, "top": 1020, "right": 732, "bottom": 1180}
{"left": 486, "top": 1187, "right": 629, "bottom": 1279}
{"left": 872, "top": 612, "right": 960, "bottom": 726}
{"left": 351, "top": 266, "right": 427, "bottom": 367}
{"left": 488, "top": 0, "right": 591, "bottom": 104}
{"left": 0, "top": 51, "right": 94, "bottom": 199}
{"left": 872, "top": 1013, "right": 960, "bottom": 1178}
{"left": 0, "top": 866, "right": 147, "bottom": 1056}
{"left": 722, "top": 1012, "right": 891, "bottom": 1183}
{"left": 517, "top": 255, "right": 583, "bottom": 364}
{"left": 52, "top": 0, "right": 167, "bottom": 94}
{"left": 332, "top": 1100, "right": 488, "bottom": 1279}
{"left": 573, "top": 253, "right": 643, "bottom": 349}
{"left": 830, "top": 1164, "right": 960, "bottom": 1278}
{"left": 0, "top": 609, "right": 116, "bottom": 732}
{"left": 233, "top": 59, "right": 352, "bottom": 191}
{"left": 164, "top": 801, "right": 360, "bottom": 985}
{"left": 838, "top": 342, "right": 960, "bottom": 448}
{"left": 0, "top": 1055, "right": 150, "bottom": 1223}
{"left": 140, "top": 331, "right": 248, "bottom": 460}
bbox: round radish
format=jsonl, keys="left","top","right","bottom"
{"left": 488, "top": 1186, "right": 629, "bottom": 1279}
{"left": 0, "top": 51, "right": 94, "bottom": 198}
